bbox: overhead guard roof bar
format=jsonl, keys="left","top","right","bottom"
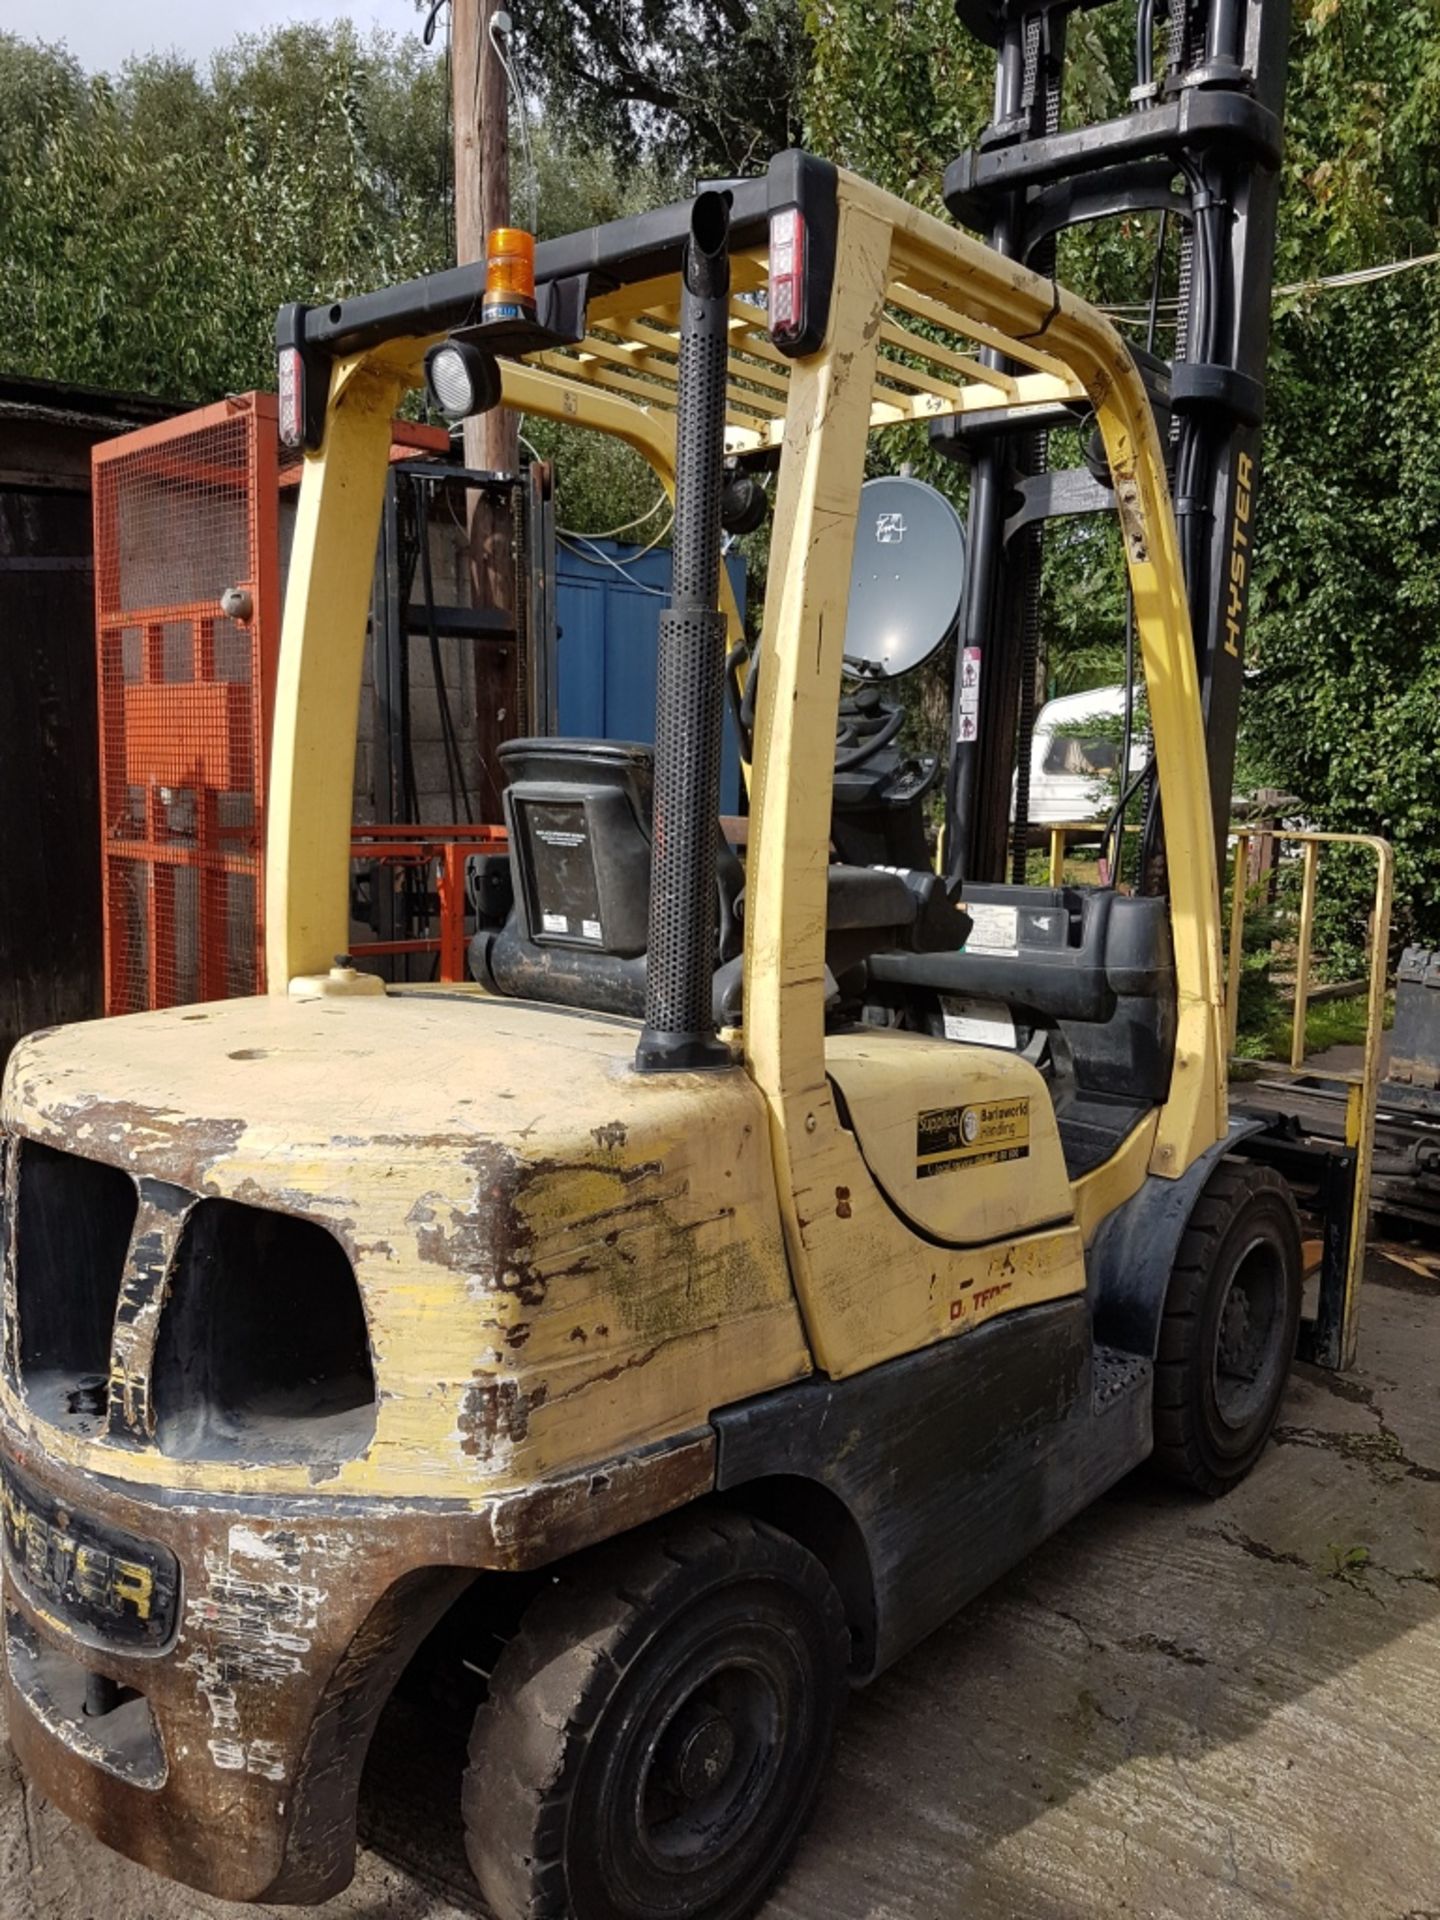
{"left": 279, "top": 151, "right": 1087, "bottom": 459}
{"left": 283, "top": 158, "right": 804, "bottom": 367}
{"left": 531, "top": 284, "right": 1085, "bottom": 455}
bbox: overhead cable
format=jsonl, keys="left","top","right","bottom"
{"left": 1103, "top": 248, "right": 1440, "bottom": 320}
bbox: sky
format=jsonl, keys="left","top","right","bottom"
{"left": 3, "top": 1, "right": 425, "bottom": 74}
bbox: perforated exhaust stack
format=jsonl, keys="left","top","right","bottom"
{"left": 635, "top": 192, "right": 734, "bottom": 1074}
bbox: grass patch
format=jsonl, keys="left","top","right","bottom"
{"left": 1233, "top": 991, "right": 1394, "bottom": 1064}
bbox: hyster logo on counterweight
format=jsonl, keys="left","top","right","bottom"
{"left": 1224, "top": 450, "right": 1255, "bottom": 659}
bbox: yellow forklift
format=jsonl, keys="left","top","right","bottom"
{"left": 0, "top": 156, "right": 1364, "bottom": 1918}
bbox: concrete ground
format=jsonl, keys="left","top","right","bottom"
{"left": 4, "top": 1244, "right": 1440, "bottom": 1920}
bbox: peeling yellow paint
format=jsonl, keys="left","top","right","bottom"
{"left": 1, "top": 994, "right": 810, "bottom": 1502}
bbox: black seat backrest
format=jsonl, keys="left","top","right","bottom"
{"left": 497, "top": 737, "right": 734, "bottom": 961}
{"left": 476, "top": 738, "right": 740, "bottom": 1017}
{"left": 474, "top": 739, "right": 968, "bottom": 1023}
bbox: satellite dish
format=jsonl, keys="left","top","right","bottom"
{"left": 842, "top": 476, "right": 967, "bottom": 678}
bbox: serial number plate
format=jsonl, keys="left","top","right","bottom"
{"left": 1, "top": 1456, "right": 178, "bottom": 1649}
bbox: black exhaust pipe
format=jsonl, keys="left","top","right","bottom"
{"left": 635, "top": 191, "right": 733, "bottom": 1074}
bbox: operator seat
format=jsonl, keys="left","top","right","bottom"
{"left": 470, "top": 739, "right": 969, "bottom": 1023}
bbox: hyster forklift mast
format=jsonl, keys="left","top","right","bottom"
{"left": 942, "top": 0, "right": 1290, "bottom": 887}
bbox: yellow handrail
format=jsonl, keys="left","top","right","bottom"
{"left": 1224, "top": 828, "right": 1394, "bottom": 1369}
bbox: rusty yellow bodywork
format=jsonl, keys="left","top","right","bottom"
{"left": 3, "top": 994, "right": 810, "bottom": 1500}
{"left": 0, "top": 163, "right": 1229, "bottom": 1900}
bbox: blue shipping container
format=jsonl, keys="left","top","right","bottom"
{"left": 553, "top": 539, "right": 746, "bottom": 814}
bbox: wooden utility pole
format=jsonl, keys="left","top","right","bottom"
{"left": 452, "top": 0, "right": 520, "bottom": 812}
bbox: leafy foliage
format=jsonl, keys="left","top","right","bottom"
{"left": 805, "top": 0, "right": 1440, "bottom": 951}
{"left": 0, "top": 28, "right": 451, "bottom": 398}
{"left": 1247, "top": 0, "right": 1440, "bottom": 951}
{"left": 803, "top": 0, "right": 989, "bottom": 209}
{"left": 513, "top": 0, "right": 808, "bottom": 175}
{"left": 0, "top": 26, "right": 676, "bottom": 533}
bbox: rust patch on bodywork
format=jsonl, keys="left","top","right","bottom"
{"left": 182, "top": 1553, "right": 328, "bottom": 1777}
{"left": 8, "top": 1086, "right": 247, "bottom": 1193}
{"left": 1, "top": 1423, "right": 716, "bottom": 1901}
{"left": 476, "top": 1425, "right": 715, "bottom": 1568}
{"left": 1, "top": 1138, "right": 19, "bottom": 1384}
{"left": 107, "top": 1181, "right": 195, "bottom": 1441}
{"left": 405, "top": 1143, "right": 548, "bottom": 1308}
{"left": 1112, "top": 464, "right": 1148, "bottom": 565}
{"left": 458, "top": 1376, "right": 549, "bottom": 1462}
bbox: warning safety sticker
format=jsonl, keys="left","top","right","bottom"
{"left": 957, "top": 646, "right": 982, "bottom": 744}
{"left": 915, "top": 1098, "right": 1031, "bottom": 1178}
{"left": 962, "top": 901, "right": 1019, "bottom": 956}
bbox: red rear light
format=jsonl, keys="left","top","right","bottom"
{"left": 769, "top": 206, "right": 806, "bottom": 346}
{"left": 277, "top": 346, "right": 304, "bottom": 449}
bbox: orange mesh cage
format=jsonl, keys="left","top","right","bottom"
{"left": 94, "top": 395, "right": 275, "bottom": 1014}
{"left": 94, "top": 394, "right": 450, "bottom": 1013}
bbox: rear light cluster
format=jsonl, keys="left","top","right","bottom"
{"left": 768, "top": 206, "right": 807, "bottom": 348}
{"left": 277, "top": 344, "right": 304, "bottom": 451}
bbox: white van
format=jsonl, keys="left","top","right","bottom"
{"left": 1023, "top": 684, "right": 1147, "bottom": 825}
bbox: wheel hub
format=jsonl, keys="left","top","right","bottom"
{"left": 1211, "top": 1233, "right": 1289, "bottom": 1430}
{"left": 660, "top": 1704, "right": 737, "bottom": 1804}
{"left": 665, "top": 1708, "right": 736, "bottom": 1801}
{"left": 1220, "top": 1285, "right": 1254, "bottom": 1373}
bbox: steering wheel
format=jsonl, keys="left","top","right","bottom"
{"left": 834, "top": 687, "right": 906, "bottom": 772}
{"left": 731, "top": 645, "right": 909, "bottom": 773}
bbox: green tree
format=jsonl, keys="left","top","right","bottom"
{"left": 514, "top": 0, "right": 808, "bottom": 174}
{"left": 1247, "top": 0, "right": 1440, "bottom": 953}
{"left": 0, "top": 25, "right": 678, "bottom": 535}
{"left": 0, "top": 27, "right": 451, "bottom": 398}
{"left": 804, "top": 0, "right": 1440, "bottom": 949}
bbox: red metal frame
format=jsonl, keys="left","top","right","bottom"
{"left": 94, "top": 394, "right": 280, "bottom": 1013}
{"left": 94, "top": 398, "right": 475, "bottom": 1011}
{"left": 349, "top": 824, "right": 508, "bottom": 982}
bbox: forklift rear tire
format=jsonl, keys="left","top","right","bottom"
{"left": 463, "top": 1510, "right": 850, "bottom": 1920}
{"left": 1151, "top": 1159, "right": 1302, "bottom": 1497}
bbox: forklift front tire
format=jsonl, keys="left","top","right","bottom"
{"left": 463, "top": 1509, "right": 850, "bottom": 1920}
{"left": 1152, "top": 1159, "right": 1303, "bottom": 1497}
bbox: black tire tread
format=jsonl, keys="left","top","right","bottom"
{"left": 1151, "top": 1157, "right": 1301, "bottom": 1497}
{"left": 463, "top": 1509, "right": 848, "bottom": 1920}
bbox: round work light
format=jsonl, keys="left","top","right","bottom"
{"left": 424, "top": 339, "right": 502, "bottom": 423}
